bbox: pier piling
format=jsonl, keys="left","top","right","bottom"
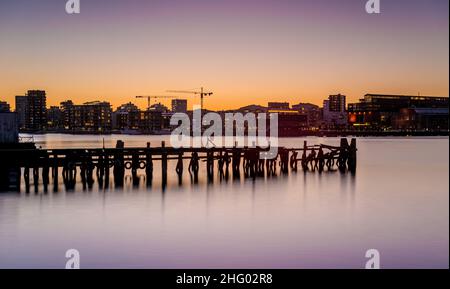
{"left": 1, "top": 138, "right": 357, "bottom": 192}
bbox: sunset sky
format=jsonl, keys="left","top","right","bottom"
{"left": 0, "top": 0, "right": 448, "bottom": 110}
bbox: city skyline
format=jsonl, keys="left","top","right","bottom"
{"left": 0, "top": 0, "right": 448, "bottom": 110}
{"left": 5, "top": 89, "right": 449, "bottom": 112}
{"left": 4, "top": 89, "right": 447, "bottom": 135}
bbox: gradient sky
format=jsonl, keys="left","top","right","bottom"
{"left": 0, "top": 0, "right": 448, "bottom": 110}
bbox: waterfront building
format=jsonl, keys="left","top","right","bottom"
{"left": 47, "top": 106, "right": 63, "bottom": 130}
{"left": 348, "top": 94, "right": 449, "bottom": 130}
{"left": 14, "top": 91, "right": 47, "bottom": 131}
{"left": 393, "top": 108, "right": 449, "bottom": 131}
{"left": 75, "top": 101, "right": 112, "bottom": 132}
{"left": 292, "top": 103, "right": 321, "bottom": 128}
{"left": 0, "top": 112, "right": 18, "bottom": 143}
{"left": 139, "top": 109, "right": 163, "bottom": 133}
{"left": 266, "top": 102, "right": 308, "bottom": 136}
{"left": 171, "top": 99, "right": 188, "bottom": 113}
{"left": 25, "top": 90, "right": 47, "bottom": 131}
{"left": 60, "top": 100, "right": 112, "bottom": 132}
{"left": 60, "top": 100, "right": 75, "bottom": 131}
{"left": 114, "top": 102, "right": 141, "bottom": 131}
{"left": 0, "top": 101, "right": 10, "bottom": 112}
{"left": 219, "top": 103, "right": 308, "bottom": 136}
{"left": 15, "top": 95, "right": 28, "bottom": 129}
{"left": 323, "top": 94, "right": 347, "bottom": 129}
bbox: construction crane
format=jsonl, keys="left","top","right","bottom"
{"left": 135, "top": 95, "right": 177, "bottom": 109}
{"left": 166, "top": 87, "right": 213, "bottom": 111}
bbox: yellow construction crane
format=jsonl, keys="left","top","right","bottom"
{"left": 166, "top": 87, "right": 213, "bottom": 111}
{"left": 135, "top": 95, "right": 178, "bottom": 109}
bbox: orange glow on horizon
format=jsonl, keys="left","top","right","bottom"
{"left": 0, "top": 0, "right": 448, "bottom": 110}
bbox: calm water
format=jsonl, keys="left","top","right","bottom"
{"left": 0, "top": 135, "right": 448, "bottom": 268}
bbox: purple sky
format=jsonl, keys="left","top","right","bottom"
{"left": 0, "top": 0, "right": 448, "bottom": 109}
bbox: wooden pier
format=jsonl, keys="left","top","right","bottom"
{"left": 0, "top": 138, "right": 357, "bottom": 192}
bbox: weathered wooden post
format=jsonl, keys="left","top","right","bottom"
{"left": 33, "top": 164, "right": 39, "bottom": 193}
{"left": 338, "top": 138, "right": 349, "bottom": 172}
{"left": 256, "top": 144, "right": 264, "bottom": 177}
{"left": 232, "top": 142, "right": 241, "bottom": 179}
{"left": 301, "top": 141, "right": 308, "bottom": 171}
{"left": 96, "top": 152, "right": 104, "bottom": 189}
{"left": 96, "top": 153, "right": 104, "bottom": 180}
{"left": 104, "top": 152, "right": 110, "bottom": 189}
{"left": 113, "top": 140, "right": 125, "bottom": 187}
{"left": 243, "top": 149, "right": 249, "bottom": 178}
{"left": 290, "top": 150, "right": 298, "bottom": 172}
{"left": 250, "top": 148, "right": 257, "bottom": 178}
{"left": 207, "top": 150, "right": 214, "bottom": 182}
{"left": 62, "top": 152, "right": 75, "bottom": 191}
{"left": 161, "top": 141, "right": 167, "bottom": 188}
{"left": 145, "top": 142, "right": 153, "bottom": 187}
{"left": 218, "top": 151, "right": 224, "bottom": 178}
{"left": 224, "top": 151, "right": 230, "bottom": 180}
{"left": 131, "top": 151, "right": 139, "bottom": 186}
{"left": 176, "top": 152, "right": 183, "bottom": 185}
{"left": 280, "top": 148, "right": 289, "bottom": 174}
{"left": 42, "top": 152, "right": 50, "bottom": 192}
{"left": 188, "top": 151, "right": 200, "bottom": 183}
{"left": 348, "top": 138, "right": 357, "bottom": 173}
{"left": 24, "top": 166, "right": 30, "bottom": 193}
{"left": 318, "top": 146, "right": 325, "bottom": 173}
{"left": 71, "top": 161, "right": 77, "bottom": 190}
{"left": 86, "top": 152, "right": 94, "bottom": 189}
{"left": 52, "top": 155, "right": 59, "bottom": 193}
{"left": 265, "top": 157, "right": 271, "bottom": 176}
{"left": 62, "top": 154, "right": 67, "bottom": 182}
{"left": 52, "top": 154, "right": 59, "bottom": 191}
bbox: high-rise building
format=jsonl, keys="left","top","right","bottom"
{"left": 327, "top": 94, "right": 346, "bottom": 112}
{"left": 15, "top": 95, "right": 28, "bottom": 129}
{"left": 74, "top": 101, "right": 112, "bottom": 132}
{"left": 171, "top": 99, "right": 188, "bottom": 113}
{"left": 60, "top": 100, "right": 75, "bottom": 130}
{"left": 323, "top": 94, "right": 347, "bottom": 128}
{"left": 59, "top": 100, "right": 112, "bottom": 132}
{"left": 20, "top": 90, "right": 47, "bottom": 131}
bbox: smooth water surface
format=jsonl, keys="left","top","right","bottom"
{"left": 0, "top": 135, "right": 448, "bottom": 268}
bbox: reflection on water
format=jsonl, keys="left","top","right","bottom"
{"left": 0, "top": 135, "right": 448, "bottom": 268}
